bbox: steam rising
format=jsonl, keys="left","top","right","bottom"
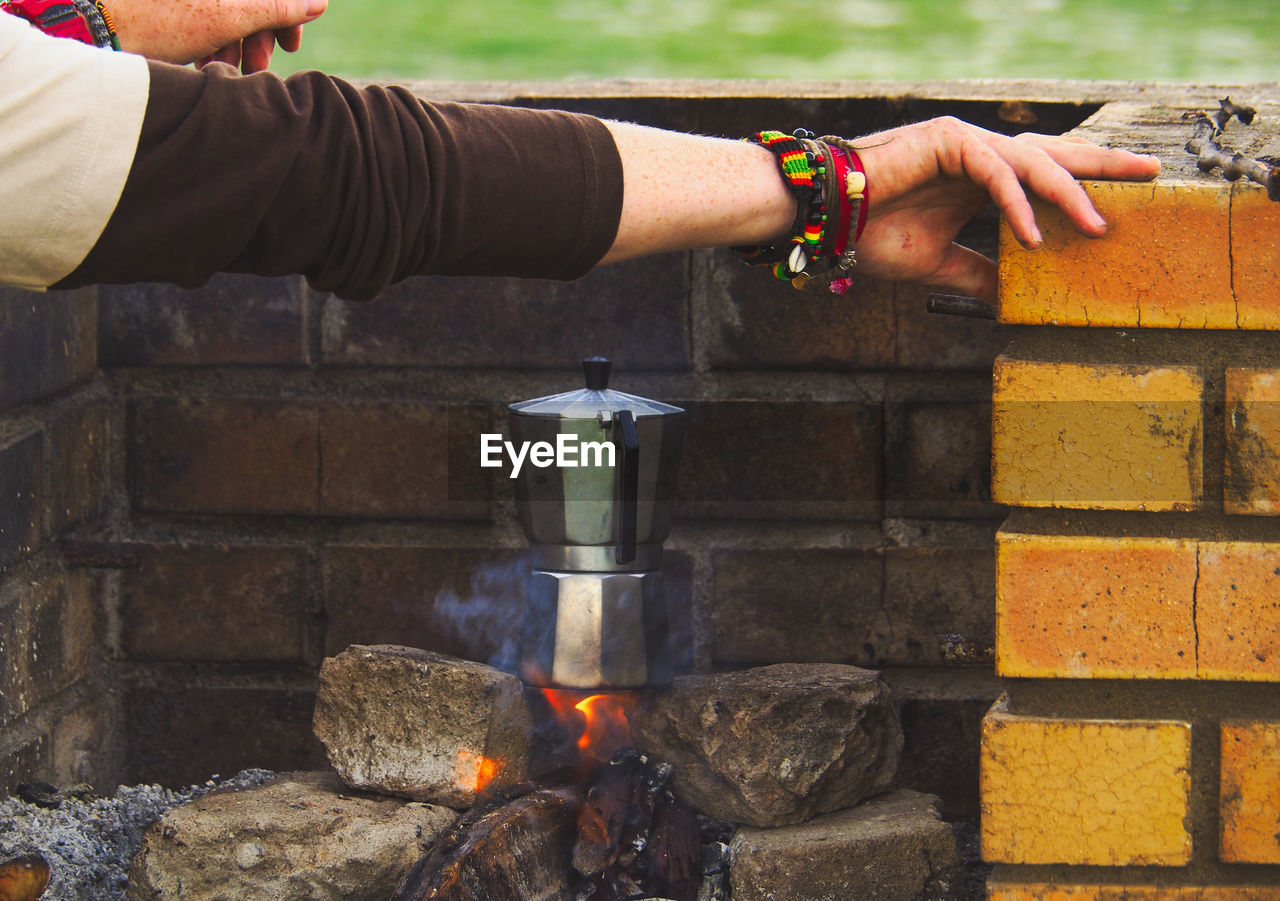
{"left": 432, "top": 553, "right": 533, "bottom": 674}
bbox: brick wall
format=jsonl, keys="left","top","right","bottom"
{"left": 0, "top": 83, "right": 1110, "bottom": 816}
{"left": 983, "top": 88, "right": 1280, "bottom": 895}
{"left": 0, "top": 286, "right": 117, "bottom": 793}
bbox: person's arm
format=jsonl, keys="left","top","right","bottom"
{"left": 601, "top": 118, "right": 1161, "bottom": 300}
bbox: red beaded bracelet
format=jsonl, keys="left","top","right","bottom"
{"left": 1, "top": 0, "right": 120, "bottom": 49}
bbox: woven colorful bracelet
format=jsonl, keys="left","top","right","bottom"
{"left": 734, "top": 128, "right": 866, "bottom": 293}
{"left": 0, "top": 0, "right": 120, "bottom": 48}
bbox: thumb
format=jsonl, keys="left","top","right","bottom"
{"left": 920, "top": 244, "right": 998, "bottom": 303}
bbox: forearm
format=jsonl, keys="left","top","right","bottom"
{"left": 58, "top": 62, "right": 624, "bottom": 300}
{"left": 600, "top": 121, "right": 793, "bottom": 263}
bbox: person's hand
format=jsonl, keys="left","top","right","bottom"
{"left": 109, "top": 0, "right": 328, "bottom": 73}
{"left": 852, "top": 117, "right": 1161, "bottom": 301}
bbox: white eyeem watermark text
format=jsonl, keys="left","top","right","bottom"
{"left": 480, "top": 433, "right": 616, "bottom": 478}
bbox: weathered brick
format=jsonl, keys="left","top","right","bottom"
{"left": 1221, "top": 720, "right": 1280, "bottom": 864}
{"left": 997, "top": 182, "right": 1235, "bottom": 329}
{"left": 992, "top": 358, "right": 1204, "bottom": 511}
{"left": 126, "top": 686, "right": 326, "bottom": 786}
{"left": 26, "top": 570, "right": 95, "bottom": 701}
{"left": 52, "top": 700, "right": 109, "bottom": 785}
{"left": 980, "top": 698, "right": 1193, "bottom": 866}
{"left": 995, "top": 532, "right": 1198, "bottom": 678}
{"left": 0, "top": 287, "right": 96, "bottom": 410}
{"left": 0, "top": 732, "right": 48, "bottom": 795}
{"left": 988, "top": 884, "right": 1280, "bottom": 900}
{"left": 132, "top": 398, "right": 319, "bottom": 515}
{"left": 323, "top": 546, "right": 542, "bottom": 663}
{"left": 1231, "top": 184, "right": 1280, "bottom": 330}
{"left": 712, "top": 546, "right": 993, "bottom": 669}
{"left": 98, "top": 275, "right": 307, "bottom": 366}
{"left": 1225, "top": 368, "right": 1280, "bottom": 514}
{"left": 703, "top": 264, "right": 896, "bottom": 370}
{"left": 0, "top": 596, "right": 30, "bottom": 724}
{"left": 0, "top": 429, "right": 42, "bottom": 569}
{"left": 894, "top": 281, "right": 1020, "bottom": 371}
{"left": 711, "top": 549, "right": 883, "bottom": 667}
{"left": 318, "top": 254, "right": 690, "bottom": 370}
{"left": 884, "top": 398, "right": 998, "bottom": 519}
{"left": 1197, "top": 541, "right": 1280, "bottom": 681}
{"left": 728, "top": 791, "right": 962, "bottom": 901}
{"left": 121, "top": 545, "right": 310, "bottom": 662}
{"left": 896, "top": 696, "right": 993, "bottom": 820}
{"left": 676, "top": 401, "right": 881, "bottom": 521}
{"left": 45, "top": 399, "right": 109, "bottom": 534}
{"left": 321, "top": 545, "right": 693, "bottom": 673}
{"left": 318, "top": 402, "right": 492, "bottom": 520}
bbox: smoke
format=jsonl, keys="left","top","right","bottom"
{"left": 432, "top": 553, "right": 532, "bottom": 674}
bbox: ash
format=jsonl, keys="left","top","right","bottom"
{"left": 0, "top": 769, "right": 275, "bottom": 901}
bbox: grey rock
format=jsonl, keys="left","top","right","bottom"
{"left": 0, "top": 770, "right": 274, "bottom": 901}
{"left": 127, "top": 771, "right": 458, "bottom": 901}
{"left": 313, "top": 645, "right": 532, "bottom": 806}
{"left": 728, "top": 790, "right": 963, "bottom": 901}
{"left": 626, "top": 663, "right": 902, "bottom": 827}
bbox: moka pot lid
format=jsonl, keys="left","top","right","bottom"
{"left": 509, "top": 357, "right": 684, "bottom": 420}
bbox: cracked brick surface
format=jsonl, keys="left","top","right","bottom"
{"left": 1225, "top": 368, "right": 1280, "bottom": 514}
{"left": 992, "top": 358, "right": 1204, "bottom": 510}
{"left": 1220, "top": 720, "right": 1280, "bottom": 863}
{"left": 980, "top": 697, "right": 1192, "bottom": 866}
{"left": 998, "top": 531, "right": 1280, "bottom": 680}
{"left": 996, "top": 92, "right": 1280, "bottom": 331}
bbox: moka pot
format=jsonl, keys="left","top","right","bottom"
{"left": 509, "top": 357, "right": 686, "bottom": 689}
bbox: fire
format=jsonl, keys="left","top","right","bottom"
{"left": 542, "top": 690, "right": 635, "bottom": 762}
{"left": 454, "top": 748, "right": 504, "bottom": 793}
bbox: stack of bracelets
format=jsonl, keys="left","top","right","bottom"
{"left": 0, "top": 0, "right": 120, "bottom": 49}
{"left": 733, "top": 128, "right": 869, "bottom": 295}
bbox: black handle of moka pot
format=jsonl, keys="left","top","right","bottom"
{"left": 616, "top": 409, "right": 639, "bottom": 565}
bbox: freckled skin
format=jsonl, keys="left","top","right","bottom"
{"left": 109, "top": 0, "right": 326, "bottom": 73}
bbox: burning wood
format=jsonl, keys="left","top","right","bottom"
{"left": 1184, "top": 97, "right": 1280, "bottom": 201}
{"left": 570, "top": 748, "right": 701, "bottom": 901}
{"left": 393, "top": 785, "right": 584, "bottom": 901}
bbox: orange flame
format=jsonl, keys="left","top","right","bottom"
{"left": 542, "top": 689, "right": 635, "bottom": 761}
{"left": 454, "top": 748, "right": 504, "bottom": 793}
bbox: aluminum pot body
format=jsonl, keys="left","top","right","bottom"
{"left": 508, "top": 388, "right": 685, "bottom": 572}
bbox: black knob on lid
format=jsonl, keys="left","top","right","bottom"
{"left": 583, "top": 356, "right": 611, "bottom": 390}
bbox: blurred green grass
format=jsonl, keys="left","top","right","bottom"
{"left": 276, "top": 0, "right": 1278, "bottom": 83}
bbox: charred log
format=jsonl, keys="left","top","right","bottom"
{"left": 570, "top": 749, "right": 701, "bottom": 901}
{"left": 392, "top": 785, "right": 584, "bottom": 901}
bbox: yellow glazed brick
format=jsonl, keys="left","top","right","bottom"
{"left": 996, "top": 532, "right": 1198, "bottom": 678}
{"left": 988, "top": 885, "right": 1280, "bottom": 901}
{"left": 1196, "top": 542, "right": 1280, "bottom": 681}
{"left": 1221, "top": 721, "right": 1280, "bottom": 863}
{"left": 992, "top": 358, "right": 1204, "bottom": 511}
{"left": 1225, "top": 368, "right": 1280, "bottom": 514}
{"left": 1232, "top": 185, "right": 1280, "bottom": 329}
{"left": 998, "top": 181, "right": 1233, "bottom": 328}
{"left": 980, "top": 698, "right": 1192, "bottom": 865}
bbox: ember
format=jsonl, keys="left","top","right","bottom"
{"left": 453, "top": 750, "right": 504, "bottom": 795}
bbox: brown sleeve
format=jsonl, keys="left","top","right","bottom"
{"left": 56, "top": 61, "right": 623, "bottom": 301}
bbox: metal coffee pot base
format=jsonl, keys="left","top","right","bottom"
{"left": 519, "top": 569, "right": 672, "bottom": 690}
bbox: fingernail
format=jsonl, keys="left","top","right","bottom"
{"left": 1091, "top": 211, "right": 1107, "bottom": 231}
{"left": 306, "top": 0, "right": 327, "bottom": 16}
